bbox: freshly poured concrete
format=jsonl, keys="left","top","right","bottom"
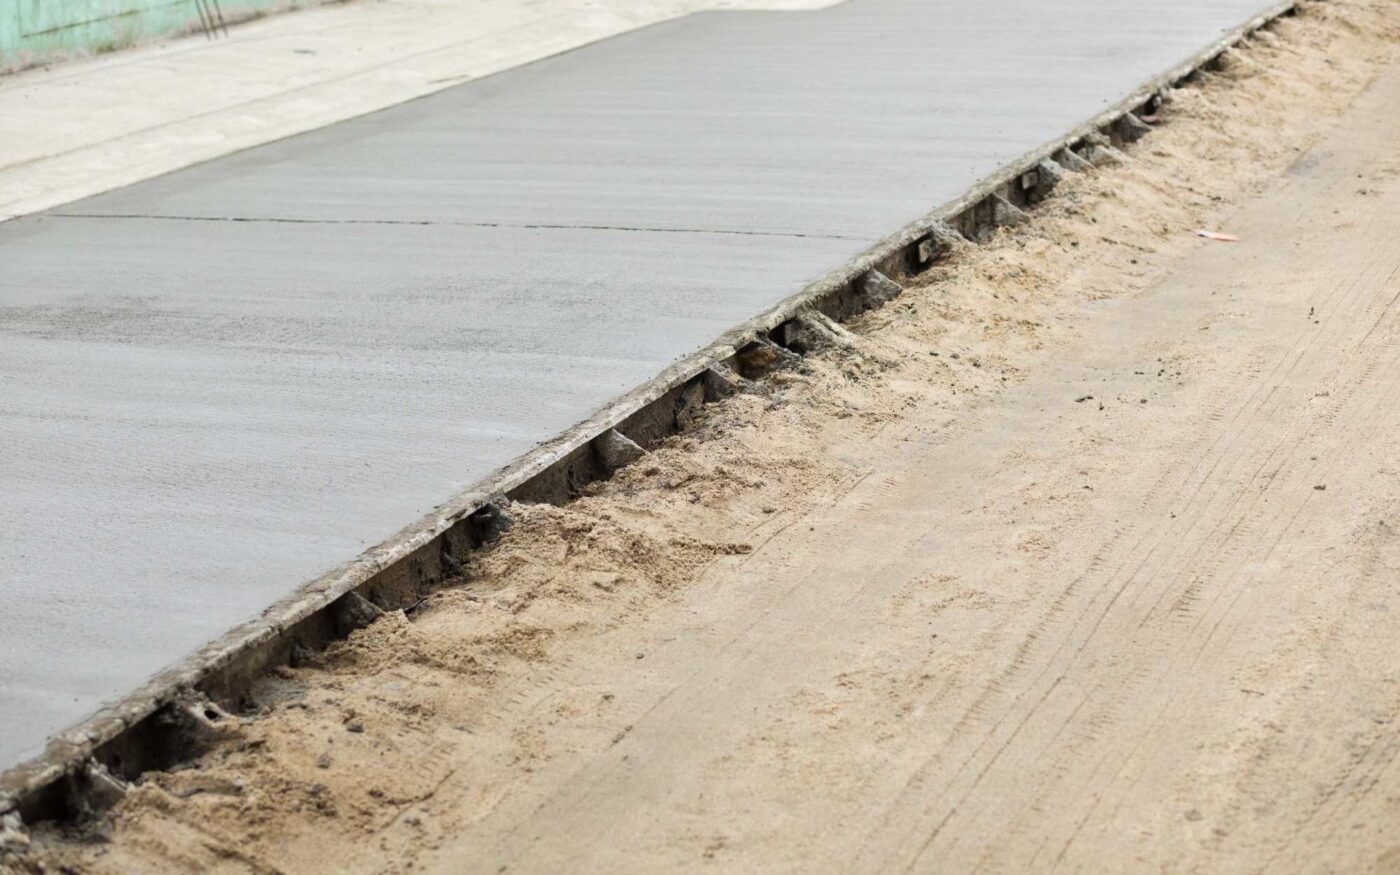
{"left": 0, "top": 0, "right": 1276, "bottom": 767}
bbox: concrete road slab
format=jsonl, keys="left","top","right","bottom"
{"left": 0, "top": 0, "right": 1277, "bottom": 766}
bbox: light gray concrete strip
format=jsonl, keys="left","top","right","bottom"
{"left": 0, "top": 0, "right": 1277, "bottom": 767}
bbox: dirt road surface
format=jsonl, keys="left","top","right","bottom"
{"left": 14, "top": 1, "right": 1400, "bottom": 872}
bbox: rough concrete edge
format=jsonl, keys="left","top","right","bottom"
{"left": 0, "top": 0, "right": 1299, "bottom": 820}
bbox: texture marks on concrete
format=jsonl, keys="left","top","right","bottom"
{"left": 0, "top": 0, "right": 1276, "bottom": 767}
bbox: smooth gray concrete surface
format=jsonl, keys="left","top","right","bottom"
{"left": 0, "top": 0, "right": 1276, "bottom": 767}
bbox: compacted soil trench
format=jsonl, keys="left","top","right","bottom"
{"left": 13, "top": 1, "right": 1400, "bottom": 872}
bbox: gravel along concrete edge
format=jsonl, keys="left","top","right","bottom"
{"left": 0, "top": 0, "right": 1302, "bottom": 828}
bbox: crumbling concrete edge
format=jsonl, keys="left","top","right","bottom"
{"left": 0, "top": 0, "right": 1301, "bottom": 826}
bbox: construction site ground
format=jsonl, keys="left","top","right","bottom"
{"left": 13, "top": 0, "right": 1400, "bottom": 872}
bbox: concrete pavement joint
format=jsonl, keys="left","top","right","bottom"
{"left": 47, "top": 212, "right": 868, "bottom": 241}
